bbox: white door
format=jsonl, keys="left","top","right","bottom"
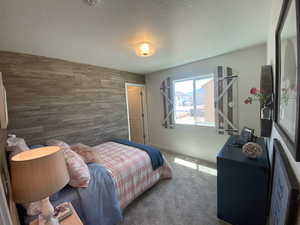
{"left": 126, "top": 85, "right": 146, "bottom": 144}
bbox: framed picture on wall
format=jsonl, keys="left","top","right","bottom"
{"left": 275, "top": 0, "right": 300, "bottom": 161}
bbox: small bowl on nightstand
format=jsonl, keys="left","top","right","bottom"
{"left": 242, "top": 142, "right": 263, "bottom": 159}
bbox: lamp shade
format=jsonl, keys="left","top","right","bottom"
{"left": 10, "top": 146, "right": 69, "bottom": 203}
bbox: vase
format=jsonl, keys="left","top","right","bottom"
{"left": 261, "top": 106, "right": 272, "bottom": 120}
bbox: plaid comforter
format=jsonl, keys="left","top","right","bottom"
{"left": 93, "top": 141, "right": 172, "bottom": 209}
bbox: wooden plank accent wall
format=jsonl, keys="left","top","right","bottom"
{"left": 0, "top": 51, "right": 145, "bottom": 146}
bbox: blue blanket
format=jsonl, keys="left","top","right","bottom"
{"left": 111, "top": 138, "right": 164, "bottom": 170}
{"left": 21, "top": 164, "right": 122, "bottom": 225}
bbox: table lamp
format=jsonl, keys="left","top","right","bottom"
{"left": 10, "top": 146, "right": 70, "bottom": 225}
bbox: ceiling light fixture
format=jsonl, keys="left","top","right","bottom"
{"left": 136, "top": 42, "right": 154, "bottom": 57}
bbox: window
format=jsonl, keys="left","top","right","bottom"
{"left": 174, "top": 75, "right": 215, "bottom": 126}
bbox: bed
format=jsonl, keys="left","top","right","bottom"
{"left": 19, "top": 140, "right": 172, "bottom": 225}
{"left": 93, "top": 141, "right": 172, "bottom": 209}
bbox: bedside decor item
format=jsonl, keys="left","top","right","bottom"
{"left": 269, "top": 139, "right": 298, "bottom": 225}
{"left": 37, "top": 202, "right": 74, "bottom": 224}
{"left": 275, "top": 0, "right": 300, "bottom": 161}
{"left": 240, "top": 127, "right": 255, "bottom": 142}
{"left": 30, "top": 203, "right": 83, "bottom": 225}
{"left": 10, "top": 146, "right": 70, "bottom": 225}
{"left": 53, "top": 202, "right": 73, "bottom": 221}
{"left": 242, "top": 142, "right": 263, "bottom": 159}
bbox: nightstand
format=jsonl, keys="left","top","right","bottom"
{"left": 30, "top": 203, "right": 83, "bottom": 225}
{"left": 217, "top": 135, "right": 270, "bottom": 225}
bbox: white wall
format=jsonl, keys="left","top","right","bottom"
{"left": 146, "top": 44, "right": 266, "bottom": 162}
{"left": 267, "top": 0, "right": 300, "bottom": 183}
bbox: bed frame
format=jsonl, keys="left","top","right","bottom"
{"left": 0, "top": 129, "right": 20, "bottom": 225}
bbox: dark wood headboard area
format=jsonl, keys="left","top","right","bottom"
{"left": 0, "top": 51, "right": 145, "bottom": 146}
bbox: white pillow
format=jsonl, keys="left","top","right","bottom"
{"left": 6, "top": 135, "right": 30, "bottom": 158}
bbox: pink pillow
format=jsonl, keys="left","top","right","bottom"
{"left": 63, "top": 148, "right": 90, "bottom": 188}
{"left": 45, "top": 139, "right": 90, "bottom": 187}
{"left": 46, "top": 139, "right": 70, "bottom": 149}
{"left": 70, "top": 143, "right": 101, "bottom": 164}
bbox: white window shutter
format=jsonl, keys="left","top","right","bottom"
{"left": 160, "top": 77, "right": 175, "bottom": 128}
{"left": 214, "top": 66, "right": 239, "bottom": 135}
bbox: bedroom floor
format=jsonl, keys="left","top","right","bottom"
{"left": 117, "top": 151, "right": 230, "bottom": 225}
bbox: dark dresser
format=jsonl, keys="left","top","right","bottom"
{"left": 217, "top": 135, "right": 270, "bottom": 225}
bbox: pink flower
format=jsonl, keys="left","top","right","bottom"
{"left": 250, "top": 88, "right": 258, "bottom": 95}
{"left": 245, "top": 87, "right": 271, "bottom": 106}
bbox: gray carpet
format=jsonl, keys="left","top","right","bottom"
{"left": 117, "top": 152, "right": 230, "bottom": 225}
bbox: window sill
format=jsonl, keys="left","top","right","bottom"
{"left": 175, "top": 123, "right": 215, "bottom": 128}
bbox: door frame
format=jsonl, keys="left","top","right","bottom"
{"left": 0, "top": 177, "right": 13, "bottom": 225}
{"left": 125, "top": 83, "right": 149, "bottom": 144}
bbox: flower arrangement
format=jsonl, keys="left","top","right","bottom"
{"left": 244, "top": 88, "right": 272, "bottom": 106}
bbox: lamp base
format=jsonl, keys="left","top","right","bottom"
{"left": 39, "top": 198, "right": 59, "bottom": 225}
{"left": 38, "top": 215, "right": 60, "bottom": 225}
{"left": 45, "top": 217, "right": 59, "bottom": 225}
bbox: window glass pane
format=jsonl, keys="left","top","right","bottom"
{"left": 195, "top": 77, "right": 215, "bottom": 126}
{"left": 174, "top": 80, "right": 194, "bottom": 125}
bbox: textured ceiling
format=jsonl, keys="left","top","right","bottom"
{"left": 0, "top": 0, "right": 271, "bottom": 74}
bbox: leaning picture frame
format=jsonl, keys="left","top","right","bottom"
{"left": 269, "top": 139, "right": 299, "bottom": 225}
{"left": 275, "top": 0, "right": 300, "bottom": 161}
